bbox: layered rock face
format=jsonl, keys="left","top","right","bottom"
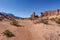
{"left": 41, "top": 9, "right": 60, "bottom": 18}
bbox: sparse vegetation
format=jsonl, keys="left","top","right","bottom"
{"left": 2, "top": 30, "right": 14, "bottom": 37}
{"left": 10, "top": 19, "right": 20, "bottom": 26}
{"left": 33, "top": 18, "right": 49, "bottom": 24}
{"left": 50, "top": 18, "right": 60, "bottom": 24}
{"left": 55, "top": 18, "right": 60, "bottom": 24}
{"left": 40, "top": 19, "right": 48, "bottom": 24}
{"left": 50, "top": 18, "right": 55, "bottom": 21}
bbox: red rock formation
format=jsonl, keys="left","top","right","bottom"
{"left": 30, "top": 12, "right": 36, "bottom": 20}
{"left": 30, "top": 12, "right": 39, "bottom": 20}
{"left": 41, "top": 9, "right": 60, "bottom": 18}
{"left": 41, "top": 11, "right": 48, "bottom": 17}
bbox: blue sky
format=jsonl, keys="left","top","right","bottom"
{"left": 0, "top": 0, "right": 60, "bottom": 18}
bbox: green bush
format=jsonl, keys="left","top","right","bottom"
{"left": 3, "top": 30, "right": 14, "bottom": 37}
{"left": 55, "top": 18, "right": 60, "bottom": 24}
{"left": 11, "top": 19, "right": 19, "bottom": 26}
{"left": 50, "top": 18, "right": 60, "bottom": 24}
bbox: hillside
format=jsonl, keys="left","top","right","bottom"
{"left": 0, "top": 11, "right": 60, "bottom": 40}
{"left": 0, "top": 16, "right": 60, "bottom": 40}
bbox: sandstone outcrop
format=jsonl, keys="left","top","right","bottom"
{"left": 40, "top": 9, "right": 60, "bottom": 18}
{"left": 30, "top": 12, "right": 39, "bottom": 20}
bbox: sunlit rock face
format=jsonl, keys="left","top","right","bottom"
{"left": 30, "top": 12, "right": 39, "bottom": 20}
{"left": 30, "top": 12, "right": 36, "bottom": 20}
{"left": 40, "top": 9, "right": 60, "bottom": 18}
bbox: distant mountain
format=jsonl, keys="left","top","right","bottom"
{"left": 7, "top": 13, "right": 20, "bottom": 19}
{"left": 0, "top": 12, "right": 20, "bottom": 19}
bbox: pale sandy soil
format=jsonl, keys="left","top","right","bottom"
{"left": 0, "top": 19, "right": 60, "bottom": 40}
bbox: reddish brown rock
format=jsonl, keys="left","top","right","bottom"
{"left": 30, "top": 12, "right": 36, "bottom": 20}
{"left": 40, "top": 9, "right": 60, "bottom": 18}
{"left": 30, "top": 12, "right": 39, "bottom": 20}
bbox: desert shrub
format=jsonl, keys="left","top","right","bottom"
{"left": 2, "top": 30, "right": 14, "bottom": 37}
{"left": 10, "top": 19, "right": 19, "bottom": 26}
{"left": 33, "top": 19, "right": 49, "bottom": 24}
{"left": 55, "top": 18, "right": 60, "bottom": 24}
{"left": 40, "top": 19, "right": 48, "bottom": 24}
{"left": 50, "top": 18, "right": 55, "bottom": 21}
{"left": 55, "top": 17, "right": 58, "bottom": 19}
{"left": 32, "top": 17, "right": 49, "bottom": 24}
{"left": 50, "top": 18, "right": 60, "bottom": 24}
